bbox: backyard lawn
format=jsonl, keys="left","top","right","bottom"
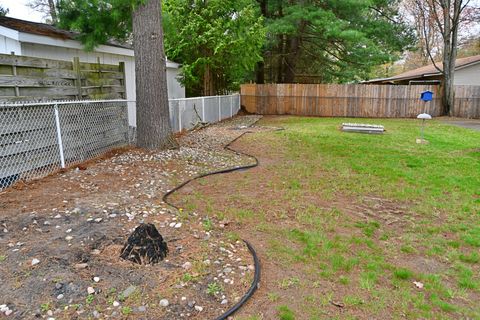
{"left": 172, "top": 116, "right": 480, "bottom": 319}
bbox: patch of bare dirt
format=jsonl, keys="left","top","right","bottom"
{"left": 0, "top": 116, "right": 267, "bottom": 320}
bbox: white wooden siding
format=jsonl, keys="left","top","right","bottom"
{"left": 0, "top": 35, "right": 22, "bottom": 55}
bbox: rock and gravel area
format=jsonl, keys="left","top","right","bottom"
{"left": 0, "top": 115, "right": 265, "bottom": 319}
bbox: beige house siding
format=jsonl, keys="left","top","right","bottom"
{"left": 454, "top": 63, "right": 480, "bottom": 86}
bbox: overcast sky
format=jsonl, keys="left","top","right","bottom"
{"left": 2, "top": 0, "right": 44, "bottom": 22}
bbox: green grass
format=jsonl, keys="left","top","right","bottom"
{"left": 278, "top": 305, "right": 295, "bottom": 320}
{"left": 206, "top": 281, "right": 223, "bottom": 295}
{"left": 182, "top": 117, "right": 480, "bottom": 319}
{"left": 393, "top": 268, "right": 414, "bottom": 280}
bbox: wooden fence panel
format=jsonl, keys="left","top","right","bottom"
{"left": 0, "top": 53, "right": 127, "bottom": 102}
{"left": 241, "top": 84, "right": 479, "bottom": 118}
{"left": 453, "top": 86, "right": 480, "bottom": 118}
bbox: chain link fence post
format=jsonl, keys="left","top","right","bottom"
{"left": 53, "top": 104, "right": 66, "bottom": 168}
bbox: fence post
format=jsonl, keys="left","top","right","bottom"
{"left": 218, "top": 96, "right": 221, "bottom": 121}
{"left": 202, "top": 97, "right": 205, "bottom": 122}
{"left": 178, "top": 100, "right": 183, "bottom": 131}
{"left": 10, "top": 52, "right": 20, "bottom": 97}
{"left": 119, "top": 62, "right": 127, "bottom": 100}
{"left": 73, "top": 57, "right": 82, "bottom": 99}
{"left": 53, "top": 104, "right": 66, "bottom": 168}
{"left": 230, "top": 95, "right": 233, "bottom": 117}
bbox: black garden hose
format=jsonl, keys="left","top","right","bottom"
{"left": 162, "top": 119, "right": 282, "bottom": 319}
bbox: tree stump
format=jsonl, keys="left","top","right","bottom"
{"left": 120, "top": 223, "right": 168, "bottom": 264}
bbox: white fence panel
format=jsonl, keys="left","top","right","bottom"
{"left": 168, "top": 94, "right": 240, "bottom": 132}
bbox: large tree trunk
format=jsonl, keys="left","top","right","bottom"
{"left": 203, "top": 65, "right": 216, "bottom": 96}
{"left": 284, "top": 33, "right": 303, "bottom": 83}
{"left": 255, "top": 61, "right": 265, "bottom": 84}
{"left": 255, "top": 0, "right": 267, "bottom": 84}
{"left": 132, "top": 0, "right": 177, "bottom": 149}
{"left": 48, "top": 0, "right": 58, "bottom": 24}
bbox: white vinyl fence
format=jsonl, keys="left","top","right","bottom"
{"left": 168, "top": 94, "right": 241, "bottom": 131}
{"left": 0, "top": 94, "right": 240, "bottom": 190}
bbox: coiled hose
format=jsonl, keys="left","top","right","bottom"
{"left": 162, "top": 120, "right": 282, "bottom": 319}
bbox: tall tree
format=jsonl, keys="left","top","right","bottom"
{"left": 28, "top": 0, "right": 59, "bottom": 24}
{"left": 59, "top": 0, "right": 177, "bottom": 149}
{"left": 163, "top": 0, "right": 265, "bottom": 96}
{"left": 410, "top": 0, "right": 477, "bottom": 115}
{"left": 256, "top": 0, "right": 414, "bottom": 84}
{"left": 410, "top": 0, "right": 479, "bottom": 115}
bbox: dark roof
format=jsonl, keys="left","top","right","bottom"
{"left": 365, "top": 55, "right": 480, "bottom": 84}
{"left": 0, "top": 16, "right": 132, "bottom": 50}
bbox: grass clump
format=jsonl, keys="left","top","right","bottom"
{"left": 277, "top": 305, "right": 295, "bottom": 320}
{"left": 394, "top": 268, "right": 414, "bottom": 280}
{"left": 206, "top": 282, "right": 223, "bottom": 295}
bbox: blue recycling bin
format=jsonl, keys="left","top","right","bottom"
{"left": 420, "top": 91, "right": 433, "bottom": 102}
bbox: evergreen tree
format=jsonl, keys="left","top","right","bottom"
{"left": 163, "top": 0, "right": 265, "bottom": 96}
{"left": 59, "top": 0, "right": 177, "bottom": 150}
{"left": 256, "top": 0, "right": 415, "bottom": 84}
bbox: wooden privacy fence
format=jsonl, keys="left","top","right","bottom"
{"left": 451, "top": 86, "right": 480, "bottom": 118}
{"left": 0, "top": 53, "right": 126, "bottom": 102}
{"left": 241, "top": 84, "right": 480, "bottom": 118}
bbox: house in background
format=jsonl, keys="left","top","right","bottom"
{"left": 365, "top": 55, "right": 480, "bottom": 86}
{"left": 0, "top": 16, "right": 185, "bottom": 127}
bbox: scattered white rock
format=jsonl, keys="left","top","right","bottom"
{"left": 57, "top": 294, "right": 64, "bottom": 300}
{"left": 221, "top": 299, "right": 228, "bottom": 305}
{"left": 31, "top": 258, "right": 40, "bottom": 266}
{"left": 159, "top": 299, "right": 169, "bottom": 307}
{"left": 87, "top": 287, "right": 95, "bottom": 294}
{"left": 113, "top": 301, "right": 120, "bottom": 307}
{"left": 93, "top": 277, "right": 100, "bottom": 283}
{"left": 413, "top": 281, "right": 424, "bottom": 289}
{"left": 194, "top": 306, "right": 203, "bottom": 312}
{"left": 174, "top": 222, "right": 182, "bottom": 228}
{"left": 5, "top": 309, "right": 12, "bottom": 316}
{"left": 65, "top": 236, "right": 73, "bottom": 241}
{"left": 182, "top": 262, "right": 192, "bottom": 270}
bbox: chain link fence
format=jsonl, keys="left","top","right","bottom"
{"left": 1, "top": 94, "right": 241, "bottom": 191}
{"left": 168, "top": 94, "right": 241, "bottom": 132}
{"left": 0, "top": 100, "right": 128, "bottom": 190}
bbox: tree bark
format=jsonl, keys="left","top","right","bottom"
{"left": 255, "top": 61, "right": 265, "bottom": 84}
{"left": 284, "top": 34, "right": 302, "bottom": 83}
{"left": 133, "top": 0, "right": 177, "bottom": 149}
{"left": 48, "top": 0, "right": 58, "bottom": 24}
{"left": 203, "top": 64, "right": 216, "bottom": 96}
{"left": 255, "top": 0, "right": 267, "bottom": 83}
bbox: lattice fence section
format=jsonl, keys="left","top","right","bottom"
{"left": 0, "top": 100, "right": 128, "bottom": 190}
